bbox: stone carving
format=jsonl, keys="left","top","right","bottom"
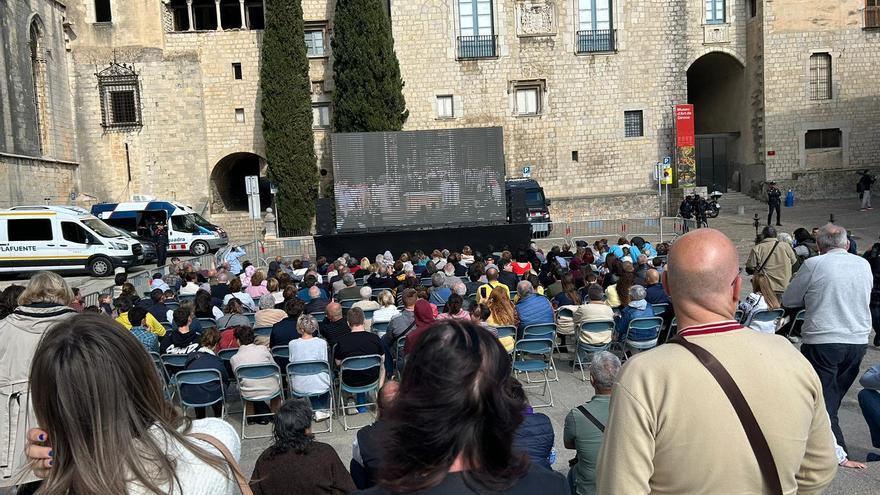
{"left": 703, "top": 23, "right": 730, "bottom": 44}
{"left": 517, "top": 0, "right": 556, "bottom": 37}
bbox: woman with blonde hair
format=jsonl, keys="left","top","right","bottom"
{"left": 738, "top": 272, "right": 782, "bottom": 334}
{"left": 0, "top": 272, "right": 77, "bottom": 488}
{"left": 485, "top": 285, "right": 518, "bottom": 352}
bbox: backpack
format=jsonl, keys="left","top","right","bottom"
{"left": 858, "top": 180, "right": 865, "bottom": 194}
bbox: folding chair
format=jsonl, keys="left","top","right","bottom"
{"left": 651, "top": 303, "right": 670, "bottom": 318}
{"left": 150, "top": 352, "right": 174, "bottom": 401}
{"left": 175, "top": 369, "right": 226, "bottom": 419}
{"left": 271, "top": 346, "right": 289, "bottom": 361}
{"left": 784, "top": 309, "right": 806, "bottom": 339}
{"left": 337, "top": 355, "right": 383, "bottom": 430}
{"left": 623, "top": 317, "right": 664, "bottom": 356}
{"left": 744, "top": 308, "right": 786, "bottom": 333}
{"left": 312, "top": 312, "right": 326, "bottom": 322}
{"left": 242, "top": 313, "right": 256, "bottom": 326}
{"left": 218, "top": 348, "right": 238, "bottom": 362}
{"left": 522, "top": 323, "right": 559, "bottom": 381}
{"left": 179, "top": 295, "right": 196, "bottom": 304}
{"left": 234, "top": 363, "right": 284, "bottom": 439}
{"left": 573, "top": 321, "right": 614, "bottom": 382}
{"left": 339, "top": 300, "right": 358, "bottom": 314}
{"left": 512, "top": 338, "right": 554, "bottom": 408}
{"left": 197, "top": 317, "right": 217, "bottom": 328}
{"left": 371, "top": 288, "right": 385, "bottom": 298}
{"left": 161, "top": 321, "right": 174, "bottom": 334}
{"left": 420, "top": 277, "right": 433, "bottom": 287}
{"left": 372, "top": 320, "right": 390, "bottom": 338}
{"left": 394, "top": 337, "right": 407, "bottom": 380}
{"left": 363, "top": 309, "right": 375, "bottom": 321}
{"left": 254, "top": 326, "right": 273, "bottom": 339}
{"left": 287, "top": 360, "right": 334, "bottom": 433}
{"left": 160, "top": 354, "right": 190, "bottom": 400}
{"left": 165, "top": 301, "right": 180, "bottom": 311}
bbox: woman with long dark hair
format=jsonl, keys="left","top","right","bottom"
{"left": 24, "top": 313, "right": 241, "bottom": 494}
{"left": 359, "top": 320, "right": 568, "bottom": 494}
{"left": 249, "top": 399, "right": 354, "bottom": 494}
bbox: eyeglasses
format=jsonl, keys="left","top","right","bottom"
{"left": 731, "top": 267, "right": 743, "bottom": 287}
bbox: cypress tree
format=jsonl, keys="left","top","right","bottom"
{"left": 260, "top": 0, "right": 317, "bottom": 232}
{"left": 331, "top": 0, "right": 409, "bottom": 132}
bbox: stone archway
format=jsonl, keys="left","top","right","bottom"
{"left": 686, "top": 51, "right": 745, "bottom": 191}
{"left": 210, "top": 152, "right": 270, "bottom": 212}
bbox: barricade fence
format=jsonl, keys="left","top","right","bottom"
{"left": 531, "top": 217, "right": 685, "bottom": 249}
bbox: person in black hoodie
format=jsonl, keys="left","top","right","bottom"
{"left": 140, "top": 288, "right": 170, "bottom": 323}
{"left": 180, "top": 328, "right": 228, "bottom": 419}
{"left": 159, "top": 307, "right": 202, "bottom": 375}
{"left": 497, "top": 259, "right": 521, "bottom": 293}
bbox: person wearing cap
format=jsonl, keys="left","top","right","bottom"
{"left": 767, "top": 180, "right": 782, "bottom": 226}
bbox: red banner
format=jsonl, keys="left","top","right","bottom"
{"left": 675, "top": 104, "right": 695, "bottom": 147}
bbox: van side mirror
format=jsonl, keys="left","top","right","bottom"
{"left": 545, "top": 199, "right": 552, "bottom": 206}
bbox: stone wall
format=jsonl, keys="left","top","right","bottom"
{"left": 761, "top": 0, "right": 880, "bottom": 180}
{"left": 0, "top": 154, "right": 78, "bottom": 207}
{"left": 549, "top": 190, "right": 660, "bottom": 222}
{"left": 390, "top": 0, "right": 748, "bottom": 201}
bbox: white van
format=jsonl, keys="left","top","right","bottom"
{"left": 91, "top": 201, "right": 228, "bottom": 256}
{"left": 0, "top": 206, "right": 145, "bottom": 277}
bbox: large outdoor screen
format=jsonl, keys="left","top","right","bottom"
{"left": 331, "top": 127, "right": 507, "bottom": 232}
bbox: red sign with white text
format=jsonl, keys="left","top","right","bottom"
{"left": 675, "top": 104, "right": 695, "bottom": 147}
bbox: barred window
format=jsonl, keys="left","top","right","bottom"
{"left": 809, "top": 53, "right": 832, "bottom": 101}
{"left": 624, "top": 110, "right": 644, "bottom": 138}
{"left": 96, "top": 62, "right": 142, "bottom": 128}
{"left": 805, "top": 128, "right": 841, "bottom": 149}
{"left": 867, "top": 0, "right": 880, "bottom": 28}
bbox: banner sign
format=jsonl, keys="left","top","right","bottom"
{"left": 675, "top": 104, "right": 696, "bottom": 187}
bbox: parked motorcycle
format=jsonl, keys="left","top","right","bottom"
{"left": 706, "top": 190, "right": 723, "bottom": 218}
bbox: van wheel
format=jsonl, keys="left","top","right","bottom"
{"left": 190, "top": 241, "right": 209, "bottom": 256}
{"left": 88, "top": 256, "right": 113, "bottom": 277}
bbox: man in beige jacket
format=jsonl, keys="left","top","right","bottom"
{"left": 746, "top": 225, "right": 798, "bottom": 295}
{"left": 596, "top": 228, "right": 837, "bottom": 494}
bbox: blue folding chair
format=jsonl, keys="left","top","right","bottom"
{"left": 254, "top": 326, "right": 273, "bottom": 339}
{"left": 623, "top": 317, "right": 664, "bottom": 355}
{"left": 339, "top": 300, "right": 358, "bottom": 314}
{"left": 744, "top": 308, "right": 785, "bottom": 333}
{"left": 175, "top": 369, "right": 226, "bottom": 419}
{"left": 394, "top": 337, "right": 407, "bottom": 380}
{"left": 312, "top": 312, "right": 326, "bottom": 322}
{"left": 197, "top": 317, "right": 217, "bottom": 328}
{"left": 234, "top": 363, "right": 284, "bottom": 439}
{"left": 271, "top": 346, "right": 289, "bottom": 360}
{"left": 165, "top": 301, "right": 180, "bottom": 311}
{"left": 161, "top": 321, "right": 174, "bottom": 334}
{"left": 287, "top": 360, "right": 334, "bottom": 433}
{"left": 420, "top": 277, "right": 433, "bottom": 287}
{"left": 242, "top": 313, "right": 256, "bottom": 326}
{"left": 371, "top": 288, "right": 385, "bottom": 298}
{"left": 522, "top": 323, "right": 559, "bottom": 380}
{"left": 652, "top": 303, "right": 670, "bottom": 317}
{"left": 363, "top": 309, "right": 375, "bottom": 321}
{"left": 784, "top": 309, "right": 806, "bottom": 338}
{"left": 179, "top": 295, "right": 196, "bottom": 304}
{"left": 218, "top": 348, "right": 238, "bottom": 362}
{"left": 512, "top": 338, "right": 555, "bottom": 408}
{"left": 160, "top": 354, "right": 190, "bottom": 399}
{"left": 556, "top": 307, "right": 575, "bottom": 321}
{"left": 150, "top": 352, "right": 174, "bottom": 400}
{"left": 372, "top": 320, "right": 390, "bottom": 337}
{"left": 573, "top": 321, "right": 614, "bottom": 382}
{"left": 337, "top": 354, "right": 383, "bottom": 430}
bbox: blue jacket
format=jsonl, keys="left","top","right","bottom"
{"left": 180, "top": 350, "right": 228, "bottom": 406}
{"left": 644, "top": 284, "right": 670, "bottom": 305}
{"left": 516, "top": 293, "right": 555, "bottom": 331}
{"left": 617, "top": 301, "right": 655, "bottom": 339}
{"left": 513, "top": 408, "right": 555, "bottom": 470}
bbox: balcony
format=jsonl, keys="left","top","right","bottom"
{"left": 457, "top": 35, "right": 497, "bottom": 60}
{"left": 576, "top": 29, "right": 616, "bottom": 54}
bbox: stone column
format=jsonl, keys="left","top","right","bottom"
{"left": 186, "top": 0, "right": 195, "bottom": 31}
{"left": 239, "top": 0, "right": 247, "bottom": 29}
{"left": 214, "top": 0, "right": 223, "bottom": 31}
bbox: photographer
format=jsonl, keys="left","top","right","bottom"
{"left": 858, "top": 170, "right": 876, "bottom": 211}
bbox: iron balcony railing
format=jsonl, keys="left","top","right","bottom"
{"left": 457, "top": 35, "right": 498, "bottom": 59}
{"left": 576, "top": 29, "right": 616, "bottom": 54}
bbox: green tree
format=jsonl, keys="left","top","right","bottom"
{"left": 331, "top": 0, "right": 409, "bottom": 132}
{"left": 260, "top": 0, "right": 317, "bottom": 233}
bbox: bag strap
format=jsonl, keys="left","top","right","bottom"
{"left": 189, "top": 433, "right": 254, "bottom": 495}
{"left": 576, "top": 405, "right": 605, "bottom": 433}
{"left": 669, "top": 335, "right": 783, "bottom": 495}
{"left": 756, "top": 240, "right": 780, "bottom": 274}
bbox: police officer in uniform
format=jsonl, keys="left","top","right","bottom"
{"left": 767, "top": 181, "right": 782, "bottom": 226}
{"left": 152, "top": 221, "right": 169, "bottom": 266}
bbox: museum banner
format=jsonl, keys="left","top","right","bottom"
{"left": 675, "top": 104, "right": 695, "bottom": 187}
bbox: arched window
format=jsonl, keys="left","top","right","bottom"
{"left": 29, "top": 17, "right": 49, "bottom": 154}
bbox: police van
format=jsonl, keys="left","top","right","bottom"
{"left": 91, "top": 201, "right": 228, "bottom": 256}
{"left": 0, "top": 206, "right": 144, "bottom": 277}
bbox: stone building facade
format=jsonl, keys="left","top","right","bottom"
{"left": 2, "top": 0, "right": 879, "bottom": 231}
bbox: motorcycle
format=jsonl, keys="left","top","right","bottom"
{"left": 706, "top": 190, "right": 723, "bottom": 218}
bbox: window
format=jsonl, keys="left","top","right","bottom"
{"left": 458, "top": 0, "right": 496, "bottom": 58}
{"left": 867, "top": 0, "right": 880, "bottom": 28}
{"left": 245, "top": 2, "right": 265, "bottom": 29}
{"left": 805, "top": 128, "right": 841, "bottom": 149}
{"left": 313, "top": 104, "right": 330, "bottom": 128}
{"left": 624, "top": 110, "right": 644, "bottom": 137}
{"left": 62, "top": 222, "right": 90, "bottom": 244}
{"left": 95, "top": 0, "right": 112, "bottom": 23}
{"left": 809, "top": 53, "right": 832, "bottom": 100}
{"left": 8, "top": 219, "right": 53, "bottom": 242}
{"left": 171, "top": 214, "right": 201, "bottom": 233}
{"left": 577, "top": 0, "right": 614, "bottom": 52}
{"left": 96, "top": 62, "right": 142, "bottom": 128}
{"left": 437, "top": 95, "right": 454, "bottom": 118}
{"left": 193, "top": 1, "right": 218, "bottom": 30}
{"left": 749, "top": 0, "right": 757, "bottom": 18}
{"left": 305, "top": 28, "right": 326, "bottom": 57}
{"left": 706, "top": 0, "right": 725, "bottom": 24}
{"left": 235, "top": 108, "right": 245, "bottom": 123}
{"left": 232, "top": 63, "right": 242, "bottom": 80}
{"left": 515, "top": 86, "right": 540, "bottom": 116}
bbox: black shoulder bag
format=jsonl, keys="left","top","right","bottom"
{"left": 568, "top": 405, "right": 606, "bottom": 467}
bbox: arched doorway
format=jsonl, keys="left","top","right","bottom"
{"left": 686, "top": 52, "right": 745, "bottom": 192}
{"left": 210, "top": 152, "right": 271, "bottom": 212}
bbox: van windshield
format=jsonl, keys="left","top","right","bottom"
{"left": 525, "top": 189, "right": 546, "bottom": 207}
{"left": 82, "top": 218, "right": 123, "bottom": 238}
{"left": 191, "top": 214, "right": 215, "bottom": 228}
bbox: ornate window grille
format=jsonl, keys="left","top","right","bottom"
{"left": 96, "top": 62, "right": 142, "bottom": 129}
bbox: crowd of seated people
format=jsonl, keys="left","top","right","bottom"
{"left": 3, "top": 224, "right": 880, "bottom": 494}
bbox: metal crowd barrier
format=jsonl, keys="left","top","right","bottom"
{"left": 530, "top": 217, "right": 685, "bottom": 249}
